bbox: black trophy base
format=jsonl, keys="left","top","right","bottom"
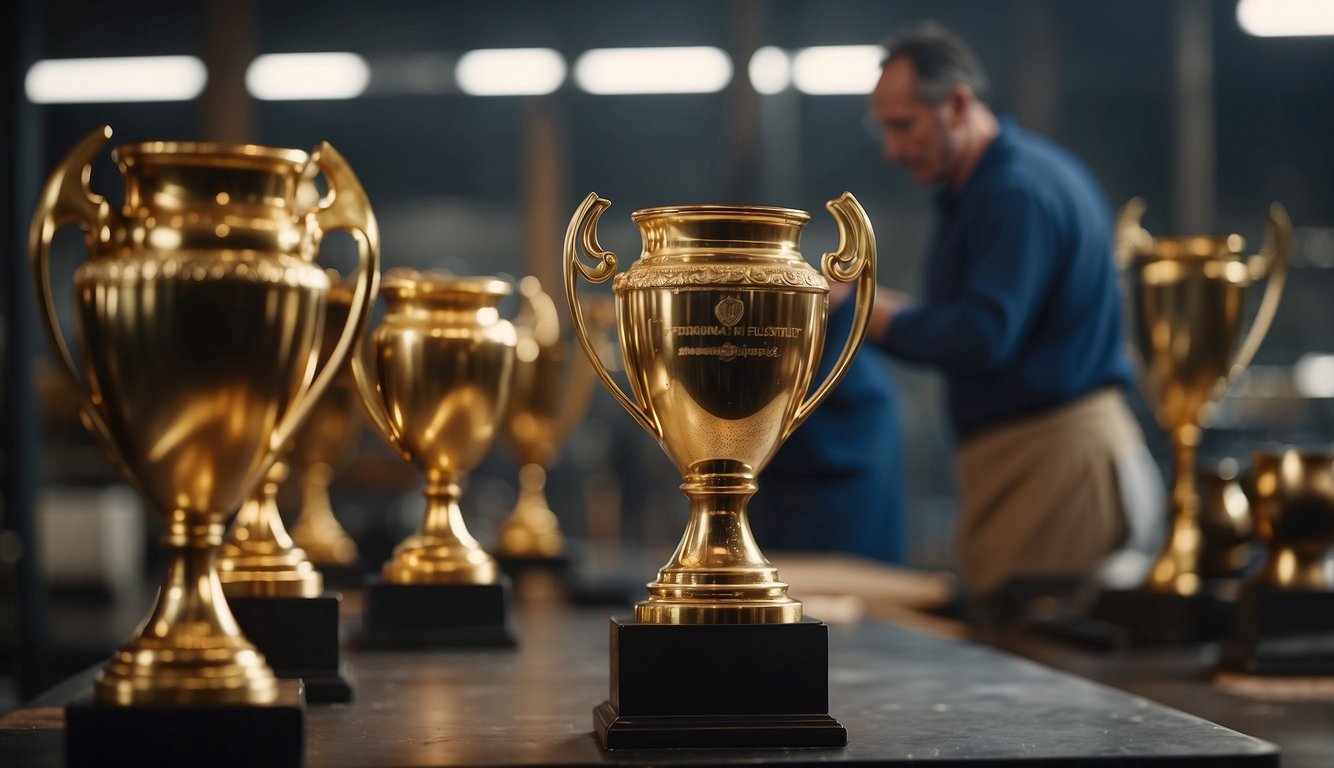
{"left": 1091, "top": 587, "right": 1233, "bottom": 645}
{"left": 361, "top": 575, "right": 516, "bottom": 649}
{"left": 596, "top": 617, "right": 846, "bottom": 750}
{"left": 309, "top": 561, "right": 370, "bottom": 590}
{"left": 1221, "top": 587, "right": 1334, "bottom": 675}
{"left": 65, "top": 679, "right": 305, "bottom": 768}
{"left": 228, "top": 592, "right": 353, "bottom": 703}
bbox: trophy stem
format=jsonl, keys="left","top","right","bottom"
{"left": 218, "top": 461, "right": 323, "bottom": 598}
{"left": 290, "top": 463, "right": 360, "bottom": 567}
{"left": 382, "top": 477, "right": 498, "bottom": 584}
{"left": 96, "top": 514, "right": 278, "bottom": 705}
{"left": 498, "top": 464, "right": 565, "bottom": 558}
{"left": 1146, "top": 425, "right": 1205, "bottom": 595}
{"left": 637, "top": 462, "right": 802, "bottom": 624}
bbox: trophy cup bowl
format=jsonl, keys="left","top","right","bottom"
{"left": 30, "top": 126, "right": 378, "bottom": 707}
{"left": 497, "top": 276, "right": 597, "bottom": 559}
{"left": 1247, "top": 448, "right": 1334, "bottom": 590}
{"left": 567, "top": 191, "right": 874, "bottom": 748}
{"left": 1117, "top": 198, "right": 1290, "bottom": 596}
{"left": 352, "top": 271, "right": 516, "bottom": 585}
{"left": 289, "top": 282, "right": 364, "bottom": 568}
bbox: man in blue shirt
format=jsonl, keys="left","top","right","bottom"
{"left": 864, "top": 23, "right": 1163, "bottom": 598}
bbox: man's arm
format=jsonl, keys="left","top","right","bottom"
{"left": 870, "top": 189, "right": 1059, "bottom": 374}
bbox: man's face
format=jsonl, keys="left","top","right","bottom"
{"left": 870, "top": 57, "right": 957, "bottom": 185}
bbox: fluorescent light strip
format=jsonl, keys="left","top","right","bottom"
{"left": 25, "top": 56, "right": 207, "bottom": 104}
{"left": 792, "top": 45, "right": 885, "bottom": 95}
{"left": 748, "top": 46, "right": 792, "bottom": 94}
{"left": 246, "top": 52, "right": 370, "bottom": 101}
{"left": 1237, "top": 0, "right": 1334, "bottom": 37}
{"left": 456, "top": 48, "right": 566, "bottom": 96}
{"left": 574, "top": 47, "right": 732, "bottom": 94}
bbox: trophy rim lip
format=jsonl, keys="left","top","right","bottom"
{"left": 1134, "top": 234, "right": 1247, "bottom": 260}
{"left": 382, "top": 271, "right": 513, "bottom": 298}
{"left": 630, "top": 204, "right": 812, "bottom": 224}
{"left": 113, "top": 141, "right": 310, "bottom": 167}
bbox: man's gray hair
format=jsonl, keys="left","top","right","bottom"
{"left": 882, "top": 21, "right": 990, "bottom": 104}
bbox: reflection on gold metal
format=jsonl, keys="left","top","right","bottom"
{"left": 289, "top": 281, "right": 363, "bottom": 567}
{"left": 218, "top": 460, "right": 323, "bottom": 597}
{"left": 30, "top": 126, "right": 379, "bottom": 705}
{"left": 1117, "top": 198, "right": 1289, "bottom": 595}
{"left": 1197, "top": 458, "right": 1256, "bottom": 580}
{"left": 1247, "top": 449, "right": 1334, "bottom": 590}
{"left": 498, "top": 276, "right": 598, "bottom": 558}
{"left": 353, "top": 270, "right": 516, "bottom": 584}
{"left": 565, "top": 192, "right": 876, "bottom": 624}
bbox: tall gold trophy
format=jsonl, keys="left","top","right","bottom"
{"left": 353, "top": 270, "right": 518, "bottom": 648}
{"left": 1098, "top": 199, "right": 1289, "bottom": 643}
{"left": 566, "top": 192, "right": 875, "bottom": 748}
{"left": 497, "top": 276, "right": 596, "bottom": 562}
{"left": 31, "top": 126, "right": 377, "bottom": 764}
{"left": 1221, "top": 448, "right": 1334, "bottom": 675}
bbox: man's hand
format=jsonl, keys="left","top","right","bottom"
{"left": 870, "top": 285, "right": 914, "bottom": 341}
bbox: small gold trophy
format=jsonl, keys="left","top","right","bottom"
{"left": 219, "top": 458, "right": 323, "bottom": 598}
{"left": 31, "top": 126, "right": 377, "bottom": 763}
{"left": 1094, "top": 199, "right": 1289, "bottom": 645}
{"left": 566, "top": 192, "right": 875, "bottom": 748}
{"left": 353, "top": 270, "right": 518, "bottom": 647}
{"left": 1220, "top": 447, "right": 1334, "bottom": 675}
{"left": 1117, "top": 199, "right": 1290, "bottom": 596}
{"left": 497, "top": 276, "right": 597, "bottom": 561}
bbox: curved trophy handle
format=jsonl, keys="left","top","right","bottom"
{"left": 28, "top": 124, "right": 138, "bottom": 483}
{"left": 251, "top": 141, "right": 382, "bottom": 489}
{"left": 786, "top": 192, "right": 877, "bottom": 439}
{"left": 1228, "top": 203, "right": 1291, "bottom": 380}
{"left": 563, "top": 192, "right": 659, "bottom": 439}
{"left": 1113, "top": 196, "right": 1153, "bottom": 271}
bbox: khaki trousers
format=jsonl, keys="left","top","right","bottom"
{"left": 956, "top": 388, "right": 1148, "bottom": 596}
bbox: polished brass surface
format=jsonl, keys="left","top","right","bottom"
{"left": 218, "top": 460, "right": 324, "bottom": 597}
{"left": 497, "top": 277, "right": 597, "bottom": 558}
{"left": 1247, "top": 449, "right": 1334, "bottom": 590}
{"left": 1197, "top": 458, "right": 1257, "bottom": 580}
{"left": 1117, "top": 198, "right": 1289, "bottom": 595}
{"left": 30, "top": 126, "right": 379, "bottom": 705}
{"left": 565, "top": 192, "right": 877, "bottom": 624}
{"left": 290, "top": 282, "right": 363, "bottom": 567}
{"left": 353, "top": 271, "right": 516, "bottom": 585}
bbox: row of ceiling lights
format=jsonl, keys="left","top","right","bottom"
{"left": 25, "top": 45, "right": 886, "bottom": 104}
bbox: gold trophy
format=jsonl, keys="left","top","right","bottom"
{"left": 1116, "top": 199, "right": 1290, "bottom": 596}
{"left": 288, "top": 282, "right": 365, "bottom": 572}
{"left": 566, "top": 192, "right": 875, "bottom": 748}
{"left": 219, "top": 458, "right": 322, "bottom": 597}
{"left": 497, "top": 276, "right": 596, "bottom": 561}
{"left": 31, "top": 126, "right": 377, "bottom": 760}
{"left": 1222, "top": 448, "right": 1334, "bottom": 674}
{"left": 353, "top": 270, "right": 518, "bottom": 648}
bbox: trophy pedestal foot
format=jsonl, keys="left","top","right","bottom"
{"left": 1091, "top": 588, "right": 1233, "bottom": 645}
{"left": 1221, "top": 587, "right": 1334, "bottom": 675}
{"left": 228, "top": 593, "right": 353, "bottom": 704}
{"left": 595, "top": 617, "right": 846, "bottom": 750}
{"left": 65, "top": 679, "right": 305, "bottom": 767}
{"left": 361, "top": 575, "right": 516, "bottom": 649}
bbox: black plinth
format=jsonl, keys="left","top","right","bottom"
{"left": 228, "top": 592, "right": 353, "bottom": 703}
{"left": 361, "top": 575, "right": 516, "bottom": 649}
{"left": 65, "top": 679, "right": 304, "bottom": 768}
{"left": 1221, "top": 586, "right": 1334, "bottom": 675}
{"left": 310, "top": 561, "right": 370, "bottom": 590}
{"left": 596, "top": 617, "right": 846, "bottom": 750}
{"left": 1091, "top": 587, "right": 1234, "bottom": 645}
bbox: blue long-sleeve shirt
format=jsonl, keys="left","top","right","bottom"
{"left": 876, "top": 117, "right": 1133, "bottom": 438}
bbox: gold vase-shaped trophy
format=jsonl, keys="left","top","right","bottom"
{"left": 353, "top": 271, "right": 516, "bottom": 585}
{"left": 1247, "top": 449, "right": 1334, "bottom": 590}
{"left": 565, "top": 192, "right": 876, "bottom": 624}
{"left": 30, "top": 126, "right": 378, "bottom": 705}
{"left": 497, "top": 276, "right": 597, "bottom": 559}
{"left": 1117, "top": 199, "right": 1290, "bottom": 596}
{"left": 288, "top": 282, "right": 364, "bottom": 568}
